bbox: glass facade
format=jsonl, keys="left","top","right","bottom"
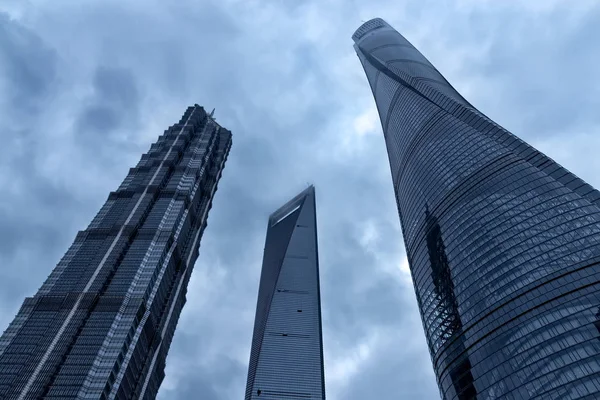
{"left": 0, "top": 105, "right": 232, "bottom": 399}
{"left": 245, "top": 186, "right": 326, "bottom": 400}
{"left": 353, "top": 18, "right": 600, "bottom": 400}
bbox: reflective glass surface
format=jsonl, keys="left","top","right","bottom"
{"left": 354, "top": 18, "right": 600, "bottom": 400}
{"left": 245, "top": 187, "right": 326, "bottom": 400}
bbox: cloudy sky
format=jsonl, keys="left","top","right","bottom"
{"left": 1, "top": 0, "right": 600, "bottom": 398}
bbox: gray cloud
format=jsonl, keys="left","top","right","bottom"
{"left": 0, "top": 14, "right": 80, "bottom": 314}
{"left": 0, "top": 1, "right": 599, "bottom": 400}
{"left": 470, "top": 5, "right": 600, "bottom": 136}
{"left": 0, "top": 13, "right": 57, "bottom": 113}
{"left": 77, "top": 66, "right": 140, "bottom": 133}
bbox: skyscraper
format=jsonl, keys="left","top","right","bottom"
{"left": 354, "top": 18, "right": 600, "bottom": 400}
{"left": 0, "top": 105, "right": 231, "bottom": 399}
{"left": 245, "top": 186, "right": 326, "bottom": 400}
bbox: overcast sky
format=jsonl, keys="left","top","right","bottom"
{"left": 1, "top": 0, "right": 600, "bottom": 399}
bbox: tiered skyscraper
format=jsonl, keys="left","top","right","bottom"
{"left": 0, "top": 105, "right": 231, "bottom": 399}
{"left": 245, "top": 186, "right": 326, "bottom": 399}
{"left": 354, "top": 18, "right": 600, "bottom": 400}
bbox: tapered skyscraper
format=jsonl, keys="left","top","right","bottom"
{"left": 245, "top": 186, "right": 325, "bottom": 400}
{"left": 0, "top": 105, "right": 231, "bottom": 399}
{"left": 354, "top": 18, "right": 600, "bottom": 399}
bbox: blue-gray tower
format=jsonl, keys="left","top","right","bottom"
{"left": 0, "top": 105, "right": 231, "bottom": 399}
{"left": 354, "top": 18, "right": 600, "bottom": 399}
{"left": 245, "top": 186, "right": 326, "bottom": 400}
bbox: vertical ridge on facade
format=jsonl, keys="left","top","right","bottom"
{"left": 0, "top": 105, "right": 232, "bottom": 400}
{"left": 354, "top": 18, "right": 600, "bottom": 400}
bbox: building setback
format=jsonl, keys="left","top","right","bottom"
{"left": 353, "top": 18, "right": 600, "bottom": 400}
{"left": 0, "top": 105, "right": 231, "bottom": 399}
{"left": 245, "top": 186, "right": 326, "bottom": 400}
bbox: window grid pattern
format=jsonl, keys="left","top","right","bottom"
{"left": 354, "top": 18, "right": 600, "bottom": 400}
{"left": 245, "top": 187, "right": 326, "bottom": 400}
{"left": 0, "top": 105, "right": 232, "bottom": 400}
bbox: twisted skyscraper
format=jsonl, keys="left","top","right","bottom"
{"left": 354, "top": 18, "right": 600, "bottom": 399}
{"left": 245, "top": 186, "right": 326, "bottom": 400}
{"left": 0, "top": 105, "right": 231, "bottom": 399}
